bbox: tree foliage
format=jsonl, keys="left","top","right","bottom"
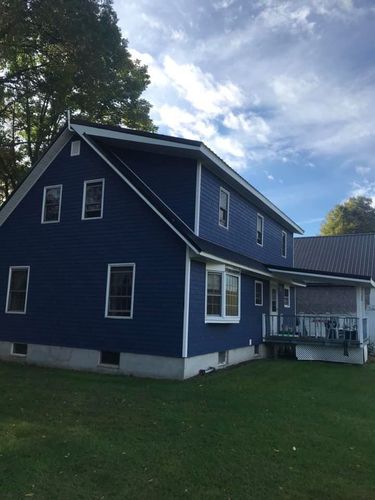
{"left": 0, "top": 0, "right": 155, "bottom": 204}
{"left": 320, "top": 196, "right": 375, "bottom": 235}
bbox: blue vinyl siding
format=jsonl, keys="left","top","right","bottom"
{"left": 111, "top": 147, "right": 197, "bottom": 229}
{"left": 199, "top": 166, "right": 294, "bottom": 266}
{"left": 188, "top": 260, "right": 270, "bottom": 356}
{"left": 0, "top": 139, "right": 186, "bottom": 357}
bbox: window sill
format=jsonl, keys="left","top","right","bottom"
{"left": 205, "top": 317, "right": 240, "bottom": 324}
{"left": 105, "top": 315, "right": 133, "bottom": 320}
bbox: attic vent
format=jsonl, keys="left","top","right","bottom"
{"left": 70, "top": 140, "right": 81, "bottom": 157}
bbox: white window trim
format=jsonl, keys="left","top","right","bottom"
{"left": 254, "top": 280, "right": 264, "bottom": 307}
{"left": 105, "top": 263, "right": 135, "bottom": 320}
{"left": 218, "top": 187, "right": 230, "bottom": 230}
{"left": 284, "top": 285, "right": 291, "bottom": 308}
{"left": 81, "top": 178, "right": 105, "bottom": 220}
{"left": 205, "top": 267, "right": 241, "bottom": 324}
{"left": 70, "top": 140, "right": 81, "bottom": 157}
{"left": 282, "top": 230, "right": 287, "bottom": 258}
{"left": 41, "top": 184, "right": 63, "bottom": 224}
{"left": 11, "top": 343, "right": 28, "bottom": 357}
{"left": 5, "top": 266, "right": 30, "bottom": 315}
{"left": 256, "top": 213, "right": 264, "bottom": 247}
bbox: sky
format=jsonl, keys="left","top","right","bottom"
{"left": 113, "top": 0, "right": 375, "bottom": 236}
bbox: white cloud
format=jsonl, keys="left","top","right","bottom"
{"left": 213, "top": 0, "right": 236, "bottom": 9}
{"left": 297, "top": 216, "right": 324, "bottom": 225}
{"left": 258, "top": 3, "right": 315, "bottom": 33}
{"left": 350, "top": 180, "right": 375, "bottom": 205}
{"left": 124, "top": 0, "right": 375, "bottom": 180}
{"left": 355, "top": 166, "right": 371, "bottom": 176}
{"left": 163, "top": 56, "right": 243, "bottom": 116}
{"left": 223, "top": 112, "right": 271, "bottom": 144}
{"left": 271, "top": 74, "right": 319, "bottom": 105}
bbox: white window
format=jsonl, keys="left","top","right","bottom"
{"left": 70, "top": 140, "right": 81, "bottom": 156}
{"left": 219, "top": 188, "right": 229, "bottom": 228}
{"left": 6, "top": 266, "right": 30, "bottom": 314}
{"left": 105, "top": 264, "right": 135, "bottom": 319}
{"left": 42, "top": 185, "right": 62, "bottom": 223}
{"left": 282, "top": 231, "right": 287, "bottom": 258}
{"left": 254, "top": 281, "right": 263, "bottom": 306}
{"left": 82, "top": 179, "right": 104, "bottom": 220}
{"left": 284, "top": 285, "right": 291, "bottom": 308}
{"left": 206, "top": 266, "right": 240, "bottom": 323}
{"left": 256, "top": 214, "right": 264, "bottom": 246}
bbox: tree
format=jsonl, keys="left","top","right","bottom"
{"left": 320, "top": 196, "right": 375, "bottom": 235}
{"left": 0, "top": 0, "right": 155, "bottom": 205}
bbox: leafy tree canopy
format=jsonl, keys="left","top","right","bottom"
{"left": 320, "top": 196, "right": 375, "bottom": 235}
{"left": 0, "top": 0, "right": 155, "bottom": 204}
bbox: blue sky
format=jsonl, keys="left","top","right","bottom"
{"left": 113, "top": 0, "right": 375, "bottom": 235}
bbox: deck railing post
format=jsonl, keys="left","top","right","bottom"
{"left": 356, "top": 287, "right": 364, "bottom": 343}
{"left": 262, "top": 313, "right": 266, "bottom": 340}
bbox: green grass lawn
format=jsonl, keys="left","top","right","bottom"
{"left": 1, "top": 359, "right": 375, "bottom": 500}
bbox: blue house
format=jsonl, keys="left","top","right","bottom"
{"left": 0, "top": 121, "right": 372, "bottom": 377}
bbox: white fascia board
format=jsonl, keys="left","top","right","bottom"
{"left": 71, "top": 124, "right": 200, "bottom": 152}
{"left": 199, "top": 144, "right": 304, "bottom": 235}
{"left": 74, "top": 128, "right": 200, "bottom": 254}
{"left": 199, "top": 252, "right": 273, "bottom": 278}
{"left": 291, "top": 281, "right": 307, "bottom": 288}
{"left": 0, "top": 129, "right": 72, "bottom": 226}
{"left": 268, "top": 268, "right": 375, "bottom": 287}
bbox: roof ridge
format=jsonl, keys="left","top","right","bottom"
{"left": 296, "top": 233, "right": 375, "bottom": 240}
{"left": 70, "top": 119, "right": 202, "bottom": 147}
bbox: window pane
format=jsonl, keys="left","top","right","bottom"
{"left": 219, "top": 190, "right": 228, "bottom": 227}
{"left": 282, "top": 232, "right": 287, "bottom": 257}
{"left": 9, "top": 291, "right": 26, "bottom": 311}
{"left": 284, "top": 287, "right": 290, "bottom": 307}
{"left": 107, "top": 266, "right": 134, "bottom": 317}
{"left": 255, "top": 282, "right": 263, "bottom": 305}
{"left": 7, "top": 268, "right": 28, "bottom": 313}
{"left": 226, "top": 274, "right": 239, "bottom": 316}
{"left": 100, "top": 351, "right": 120, "bottom": 366}
{"left": 85, "top": 181, "right": 103, "bottom": 218}
{"left": 10, "top": 269, "right": 27, "bottom": 291}
{"left": 257, "top": 215, "right": 263, "bottom": 245}
{"left": 207, "top": 272, "right": 222, "bottom": 315}
{"left": 13, "top": 343, "right": 28, "bottom": 356}
{"left": 44, "top": 186, "right": 61, "bottom": 222}
{"left": 271, "top": 288, "right": 277, "bottom": 313}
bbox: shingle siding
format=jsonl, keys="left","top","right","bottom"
{"left": 0, "top": 139, "right": 186, "bottom": 357}
{"left": 199, "top": 166, "right": 293, "bottom": 266}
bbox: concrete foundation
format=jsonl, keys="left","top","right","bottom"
{"left": 0, "top": 341, "right": 265, "bottom": 380}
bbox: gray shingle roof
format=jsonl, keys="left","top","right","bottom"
{"left": 294, "top": 234, "right": 375, "bottom": 278}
